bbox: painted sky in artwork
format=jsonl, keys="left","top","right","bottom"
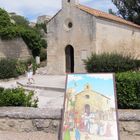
{"left": 67, "top": 74, "right": 117, "bottom": 108}
{"left": 67, "top": 74, "right": 115, "bottom": 97}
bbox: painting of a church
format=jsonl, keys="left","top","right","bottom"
{"left": 62, "top": 73, "right": 119, "bottom": 140}
{"left": 47, "top": 0, "right": 140, "bottom": 74}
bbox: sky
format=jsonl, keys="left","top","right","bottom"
{"left": 67, "top": 74, "right": 116, "bottom": 108}
{"left": 0, "top": 0, "right": 118, "bottom": 22}
{"left": 67, "top": 74, "right": 115, "bottom": 97}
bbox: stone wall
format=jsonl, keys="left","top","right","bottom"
{"left": 0, "top": 38, "right": 32, "bottom": 60}
{"left": 0, "top": 107, "right": 139, "bottom": 140}
{"left": 96, "top": 18, "right": 140, "bottom": 59}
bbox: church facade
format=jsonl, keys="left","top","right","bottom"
{"left": 47, "top": 0, "right": 140, "bottom": 74}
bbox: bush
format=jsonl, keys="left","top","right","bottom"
{"left": 0, "top": 59, "right": 27, "bottom": 79}
{"left": 40, "top": 48, "right": 47, "bottom": 61}
{"left": 0, "top": 59, "right": 18, "bottom": 79}
{"left": 84, "top": 53, "right": 140, "bottom": 73}
{"left": 0, "top": 8, "right": 12, "bottom": 28}
{"left": 0, "top": 88, "right": 38, "bottom": 107}
{"left": 16, "top": 60, "right": 27, "bottom": 75}
{"left": 116, "top": 72, "right": 140, "bottom": 109}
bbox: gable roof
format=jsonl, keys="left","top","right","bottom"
{"left": 78, "top": 4, "right": 140, "bottom": 29}
{"left": 76, "top": 89, "right": 110, "bottom": 100}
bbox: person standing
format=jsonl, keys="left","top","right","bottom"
{"left": 27, "top": 62, "right": 35, "bottom": 84}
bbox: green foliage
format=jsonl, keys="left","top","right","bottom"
{"left": 41, "top": 39, "right": 47, "bottom": 49}
{"left": 21, "top": 28, "right": 43, "bottom": 55}
{"left": 84, "top": 53, "right": 140, "bottom": 73}
{"left": 40, "top": 48, "right": 47, "bottom": 61}
{"left": 0, "top": 26, "right": 21, "bottom": 39}
{"left": 35, "top": 23, "right": 47, "bottom": 33}
{"left": 11, "top": 15, "right": 29, "bottom": 27}
{"left": 112, "top": 0, "right": 140, "bottom": 25}
{"left": 116, "top": 72, "right": 140, "bottom": 109}
{"left": 0, "top": 59, "right": 18, "bottom": 79}
{"left": 0, "top": 59, "right": 26, "bottom": 79}
{"left": 0, "top": 87, "right": 4, "bottom": 93}
{"left": 108, "top": 9, "right": 116, "bottom": 15}
{"left": 15, "top": 60, "right": 27, "bottom": 75}
{"left": 0, "top": 88, "right": 38, "bottom": 107}
{"left": 0, "top": 8, "right": 12, "bottom": 28}
{"left": 0, "top": 8, "right": 47, "bottom": 57}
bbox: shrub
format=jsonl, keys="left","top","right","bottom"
{"left": 0, "top": 8, "right": 12, "bottom": 28}
{"left": 0, "top": 59, "right": 18, "bottom": 79}
{"left": 0, "top": 26, "right": 21, "bottom": 39}
{"left": 0, "top": 88, "right": 38, "bottom": 107}
{"left": 116, "top": 72, "right": 140, "bottom": 109}
{"left": 0, "top": 59, "right": 27, "bottom": 79}
{"left": 84, "top": 53, "right": 140, "bottom": 73}
{"left": 16, "top": 60, "right": 26, "bottom": 75}
{"left": 40, "top": 48, "right": 47, "bottom": 61}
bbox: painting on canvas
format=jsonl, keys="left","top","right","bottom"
{"left": 62, "top": 73, "right": 119, "bottom": 140}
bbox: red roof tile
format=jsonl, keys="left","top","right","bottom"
{"left": 78, "top": 4, "right": 140, "bottom": 29}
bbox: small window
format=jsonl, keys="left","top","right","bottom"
{"left": 68, "top": 22, "right": 73, "bottom": 28}
{"left": 85, "top": 95, "right": 90, "bottom": 99}
{"left": 68, "top": 0, "right": 70, "bottom": 3}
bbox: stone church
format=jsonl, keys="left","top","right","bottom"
{"left": 47, "top": 0, "right": 140, "bottom": 74}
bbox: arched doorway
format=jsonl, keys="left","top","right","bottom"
{"left": 65, "top": 45, "right": 74, "bottom": 73}
{"left": 85, "top": 104, "right": 90, "bottom": 115}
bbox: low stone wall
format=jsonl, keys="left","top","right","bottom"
{"left": 0, "top": 107, "right": 139, "bottom": 140}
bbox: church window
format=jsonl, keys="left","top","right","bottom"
{"left": 85, "top": 95, "right": 90, "bottom": 99}
{"left": 64, "top": 19, "right": 73, "bottom": 31}
{"left": 68, "top": 22, "right": 73, "bottom": 28}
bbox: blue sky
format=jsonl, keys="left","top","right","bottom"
{"left": 0, "top": 0, "right": 117, "bottom": 22}
{"left": 67, "top": 74, "right": 115, "bottom": 97}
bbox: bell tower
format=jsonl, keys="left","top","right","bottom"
{"left": 62, "top": 0, "right": 79, "bottom": 8}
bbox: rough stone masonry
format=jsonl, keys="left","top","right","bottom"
{"left": 0, "top": 107, "right": 139, "bottom": 140}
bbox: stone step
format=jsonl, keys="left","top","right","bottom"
{"left": 17, "top": 81, "right": 65, "bottom": 92}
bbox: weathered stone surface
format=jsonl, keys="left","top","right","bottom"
{"left": 0, "top": 108, "right": 139, "bottom": 121}
{"left": 0, "top": 131, "right": 58, "bottom": 140}
{"left": 0, "top": 107, "right": 62, "bottom": 119}
{"left": 0, "top": 108, "right": 139, "bottom": 140}
{"left": 0, "top": 119, "right": 35, "bottom": 132}
{"left": 119, "top": 109, "right": 140, "bottom": 121}
{"left": 0, "top": 118, "right": 60, "bottom": 134}
{"left": 119, "top": 121, "right": 140, "bottom": 135}
{"left": 0, "top": 38, "right": 32, "bottom": 60}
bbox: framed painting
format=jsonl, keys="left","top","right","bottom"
{"left": 61, "top": 73, "right": 120, "bottom": 140}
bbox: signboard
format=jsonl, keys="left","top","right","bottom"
{"left": 62, "top": 73, "right": 119, "bottom": 140}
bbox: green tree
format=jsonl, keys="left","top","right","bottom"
{"left": 0, "top": 8, "right": 12, "bottom": 28}
{"left": 0, "top": 8, "right": 47, "bottom": 57}
{"left": 112, "top": 0, "right": 140, "bottom": 25}
{"left": 11, "top": 15, "right": 29, "bottom": 27}
{"left": 108, "top": 8, "right": 116, "bottom": 15}
{"left": 35, "top": 23, "right": 47, "bottom": 33}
